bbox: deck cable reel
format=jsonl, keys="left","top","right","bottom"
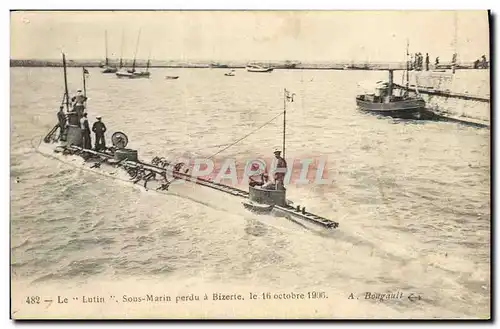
{"left": 111, "top": 132, "right": 138, "bottom": 162}
{"left": 111, "top": 131, "right": 129, "bottom": 149}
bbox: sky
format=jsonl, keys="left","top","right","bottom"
{"left": 10, "top": 10, "right": 490, "bottom": 62}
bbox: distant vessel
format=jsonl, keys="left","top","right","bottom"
{"left": 246, "top": 63, "right": 273, "bottom": 73}
{"left": 352, "top": 63, "right": 371, "bottom": 70}
{"left": 343, "top": 63, "right": 370, "bottom": 70}
{"left": 116, "top": 60, "right": 150, "bottom": 79}
{"left": 210, "top": 62, "right": 229, "bottom": 68}
{"left": 101, "top": 30, "right": 117, "bottom": 74}
{"left": 116, "top": 29, "right": 150, "bottom": 79}
{"left": 224, "top": 69, "right": 235, "bottom": 76}
{"left": 165, "top": 76, "right": 179, "bottom": 80}
{"left": 283, "top": 61, "right": 298, "bottom": 69}
{"left": 356, "top": 42, "right": 425, "bottom": 119}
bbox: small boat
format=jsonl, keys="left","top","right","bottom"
{"left": 356, "top": 41, "right": 426, "bottom": 119}
{"left": 356, "top": 70, "right": 425, "bottom": 119}
{"left": 115, "top": 29, "right": 151, "bottom": 79}
{"left": 165, "top": 76, "right": 179, "bottom": 80}
{"left": 283, "top": 62, "right": 298, "bottom": 69}
{"left": 210, "top": 63, "right": 229, "bottom": 68}
{"left": 133, "top": 70, "right": 151, "bottom": 78}
{"left": 224, "top": 70, "right": 235, "bottom": 76}
{"left": 353, "top": 64, "right": 371, "bottom": 70}
{"left": 115, "top": 70, "right": 134, "bottom": 78}
{"left": 246, "top": 64, "right": 274, "bottom": 73}
{"left": 116, "top": 69, "right": 150, "bottom": 79}
{"left": 102, "top": 66, "right": 117, "bottom": 73}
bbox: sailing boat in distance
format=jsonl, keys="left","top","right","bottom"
{"left": 116, "top": 29, "right": 150, "bottom": 79}
{"left": 101, "top": 30, "right": 117, "bottom": 74}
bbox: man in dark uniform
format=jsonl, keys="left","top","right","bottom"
{"left": 92, "top": 115, "right": 107, "bottom": 151}
{"left": 273, "top": 149, "right": 287, "bottom": 190}
{"left": 80, "top": 112, "right": 92, "bottom": 149}
{"left": 57, "top": 106, "right": 66, "bottom": 140}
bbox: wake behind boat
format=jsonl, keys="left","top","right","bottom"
{"left": 356, "top": 42, "right": 426, "bottom": 119}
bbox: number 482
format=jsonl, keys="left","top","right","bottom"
{"left": 26, "top": 296, "right": 40, "bottom": 304}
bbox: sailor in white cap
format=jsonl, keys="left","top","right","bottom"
{"left": 92, "top": 115, "right": 107, "bottom": 151}
{"left": 71, "top": 89, "right": 87, "bottom": 115}
{"left": 273, "top": 148, "right": 287, "bottom": 190}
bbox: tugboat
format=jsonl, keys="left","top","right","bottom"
{"left": 38, "top": 54, "right": 339, "bottom": 232}
{"left": 355, "top": 42, "right": 426, "bottom": 119}
{"left": 355, "top": 70, "right": 426, "bottom": 118}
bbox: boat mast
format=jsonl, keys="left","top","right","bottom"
{"left": 62, "top": 52, "right": 70, "bottom": 111}
{"left": 146, "top": 49, "right": 151, "bottom": 72}
{"left": 82, "top": 67, "right": 87, "bottom": 107}
{"left": 119, "top": 30, "right": 124, "bottom": 69}
{"left": 104, "top": 30, "right": 109, "bottom": 67}
{"left": 132, "top": 29, "right": 142, "bottom": 71}
{"left": 405, "top": 39, "right": 410, "bottom": 91}
{"left": 283, "top": 88, "right": 287, "bottom": 159}
{"left": 452, "top": 11, "right": 458, "bottom": 75}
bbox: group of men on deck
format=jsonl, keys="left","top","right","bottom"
{"left": 56, "top": 89, "right": 107, "bottom": 151}
{"left": 248, "top": 149, "right": 288, "bottom": 190}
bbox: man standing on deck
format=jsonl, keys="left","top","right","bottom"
{"left": 57, "top": 106, "right": 66, "bottom": 140}
{"left": 92, "top": 116, "right": 107, "bottom": 151}
{"left": 273, "top": 149, "right": 287, "bottom": 190}
{"left": 71, "top": 89, "right": 87, "bottom": 115}
{"left": 80, "top": 112, "right": 92, "bottom": 149}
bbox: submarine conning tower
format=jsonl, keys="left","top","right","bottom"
{"left": 64, "top": 107, "right": 84, "bottom": 147}
{"left": 248, "top": 186, "right": 287, "bottom": 207}
{"left": 62, "top": 106, "right": 138, "bottom": 163}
